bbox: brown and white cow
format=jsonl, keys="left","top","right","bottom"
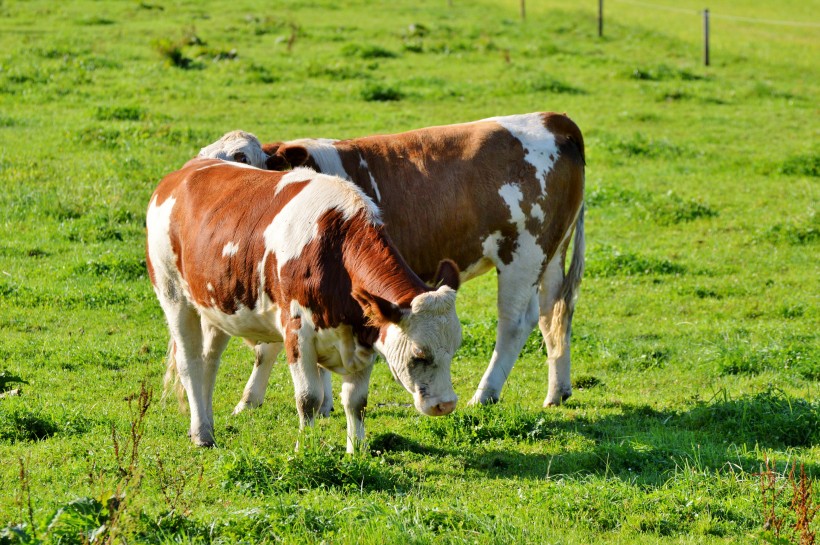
{"left": 234, "top": 112, "right": 585, "bottom": 410}
{"left": 146, "top": 157, "right": 462, "bottom": 451}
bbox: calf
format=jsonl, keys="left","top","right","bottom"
{"left": 234, "top": 112, "right": 584, "bottom": 410}
{"left": 146, "top": 157, "right": 462, "bottom": 451}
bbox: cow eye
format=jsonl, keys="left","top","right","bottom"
{"left": 411, "top": 356, "right": 432, "bottom": 367}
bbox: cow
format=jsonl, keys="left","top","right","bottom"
{"left": 226, "top": 112, "right": 585, "bottom": 411}
{"left": 197, "top": 130, "right": 268, "bottom": 168}
{"left": 145, "top": 155, "right": 462, "bottom": 452}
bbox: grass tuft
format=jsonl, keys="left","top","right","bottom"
{"left": 95, "top": 106, "right": 146, "bottom": 122}
{"left": 361, "top": 82, "right": 404, "bottom": 102}
{"left": 779, "top": 153, "right": 819, "bottom": 177}
{"left": 342, "top": 43, "right": 398, "bottom": 59}
{"left": 630, "top": 64, "right": 705, "bottom": 81}
{"left": 0, "top": 404, "right": 94, "bottom": 443}
{"left": 220, "top": 445, "right": 413, "bottom": 494}
{"left": 681, "top": 388, "right": 819, "bottom": 448}
{"left": 586, "top": 245, "right": 686, "bottom": 277}
{"left": 418, "top": 405, "right": 556, "bottom": 445}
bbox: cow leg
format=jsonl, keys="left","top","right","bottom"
{"left": 201, "top": 322, "right": 230, "bottom": 433}
{"left": 469, "top": 273, "right": 540, "bottom": 405}
{"left": 233, "top": 342, "right": 283, "bottom": 414}
{"left": 287, "top": 334, "right": 324, "bottom": 445}
{"left": 162, "top": 303, "right": 215, "bottom": 446}
{"left": 539, "top": 249, "right": 574, "bottom": 406}
{"left": 340, "top": 365, "right": 373, "bottom": 454}
{"left": 319, "top": 368, "right": 334, "bottom": 417}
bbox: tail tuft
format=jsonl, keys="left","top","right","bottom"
{"left": 162, "top": 339, "right": 188, "bottom": 413}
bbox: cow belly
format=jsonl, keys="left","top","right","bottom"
{"left": 314, "top": 324, "right": 375, "bottom": 376}
{"left": 198, "top": 303, "right": 284, "bottom": 344}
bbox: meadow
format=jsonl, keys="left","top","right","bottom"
{"left": 0, "top": 0, "right": 818, "bottom": 543}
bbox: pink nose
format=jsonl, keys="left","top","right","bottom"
{"left": 432, "top": 399, "right": 457, "bottom": 416}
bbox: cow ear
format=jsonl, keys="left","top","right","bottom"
{"left": 266, "top": 153, "right": 290, "bottom": 171}
{"left": 432, "top": 259, "right": 460, "bottom": 291}
{"left": 280, "top": 145, "right": 310, "bottom": 168}
{"left": 353, "top": 288, "right": 404, "bottom": 325}
{"left": 261, "top": 142, "right": 282, "bottom": 156}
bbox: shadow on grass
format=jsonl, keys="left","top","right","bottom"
{"left": 388, "top": 387, "right": 819, "bottom": 486}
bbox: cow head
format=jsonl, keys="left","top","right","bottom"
{"left": 358, "top": 260, "right": 462, "bottom": 417}
{"left": 198, "top": 130, "right": 268, "bottom": 168}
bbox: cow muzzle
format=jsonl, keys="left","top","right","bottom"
{"left": 415, "top": 394, "right": 458, "bottom": 417}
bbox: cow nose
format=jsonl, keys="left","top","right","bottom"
{"left": 434, "top": 399, "right": 457, "bottom": 416}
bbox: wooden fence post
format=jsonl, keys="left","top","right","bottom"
{"left": 520, "top": 0, "right": 526, "bottom": 20}
{"left": 703, "top": 8, "right": 710, "bottom": 66}
{"left": 598, "top": 0, "right": 603, "bottom": 37}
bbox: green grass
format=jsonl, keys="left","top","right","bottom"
{"left": 0, "top": 0, "right": 818, "bottom": 543}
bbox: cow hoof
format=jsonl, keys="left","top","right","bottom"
{"left": 467, "top": 392, "right": 500, "bottom": 406}
{"left": 233, "top": 398, "right": 264, "bottom": 415}
{"left": 232, "top": 402, "right": 250, "bottom": 415}
{"left": 543, "top": 390, "right": 572, "bottom": 408}
{"left": 192, "top": 437, "right": 215, "bottom": 448}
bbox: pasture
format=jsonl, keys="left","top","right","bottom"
{"left": 0, "top": 0, "right": 818, "bottom": 542}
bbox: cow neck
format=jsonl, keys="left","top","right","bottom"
{"left": 342, "top": 213, "right": 428, "bottom": 309}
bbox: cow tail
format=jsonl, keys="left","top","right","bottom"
{"left": 162, "top": 339, "right": 188, "bottom": 413}
{"left": 548, "top": 204, "right": 585, "bottom": 353}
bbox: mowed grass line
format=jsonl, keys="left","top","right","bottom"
{"left": 0, "top": 0, "right": 818, "bottom": 543}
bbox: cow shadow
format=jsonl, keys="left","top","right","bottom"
{"left": 370, "top": 389, "right": 819, "bottom": 486}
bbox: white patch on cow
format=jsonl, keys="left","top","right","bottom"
{"left": 484, "top": 114, "right": 558, "bottom": 193}
{"left": 207, "top": 283, "right": 214, "bottom": 292}
{"left": 289, "top": 299, "right": 302, "bottom": 318}
{"left": 146, "top": 195, "right": 178, "bottom": 295}
{"left": 222, "top": 242, "right": 239, "bottom": 257}
{"left": 531, "top": 203, "right": 545, "bottom": 222}
{"left": 198, "top": 130, "right": 268, "bottom": 169}
{"left": 359, "top": 155, "right": 381, "bottom": 202}
{"left": 289, "top": 139, "right": 347, "bottom": 178}
{"left": 274, "top": 167, "right": 319, "bottom": 194}
{"left": 484, "top": 184, "right": 548, "bottom": 278}
{"left": 498, "top": 183, "right": 525, "bottom": 223}
{"left": 264, "top": 173, "right": 380, "bottom": 276}
{"left": 481, "top": 231, "right": 504, "bottom": 264}
{"left": 199, "top": 301, "right": 284, "bottom": 344}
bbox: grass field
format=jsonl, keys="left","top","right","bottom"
{"left": 0, "top": 0, "right": 818, "bottom": 543}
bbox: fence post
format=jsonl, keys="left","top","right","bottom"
{"left": 598, "top": 0, "right": 603, "bottom": 37}
{"left": 703, "top": 8, "right": 710, "bottom": 66}
{"left": 520, "top": 0, "right": 526, "bottom": 20}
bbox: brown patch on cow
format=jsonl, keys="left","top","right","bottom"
{"left": 322, "top": 121, "right": 534, "bottom": 279}
{"left": 266, "top": 143, "right": 316, "bottom": 171}
{"left": 278, "top": 208, "right": 428, "bottom": 346}
{"left": 284, "top": 312, "right": 301, "bottom": 363}
{"left": 496, "top": 230, "right": 519, "bottom": 266}
{"left": 544, "top": 112, "right": 586, "bottom": 165}
{"left": 161, "top": 162, "right": 312, "bottom": 315}
{"left": 536, "top": 113, "right": 585, "bottom": 268}
{"left": 261, "top": 112, "right": 583, "bottom": 284}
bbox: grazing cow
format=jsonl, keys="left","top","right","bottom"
{"left": 236, "top": 112, "right": 584, "bottom": 410}
{"left": 146, "top": 156, "right": 462, "bottom": 451}
{"left": 197, "top": 130, "right": 268, "bottom": 169}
